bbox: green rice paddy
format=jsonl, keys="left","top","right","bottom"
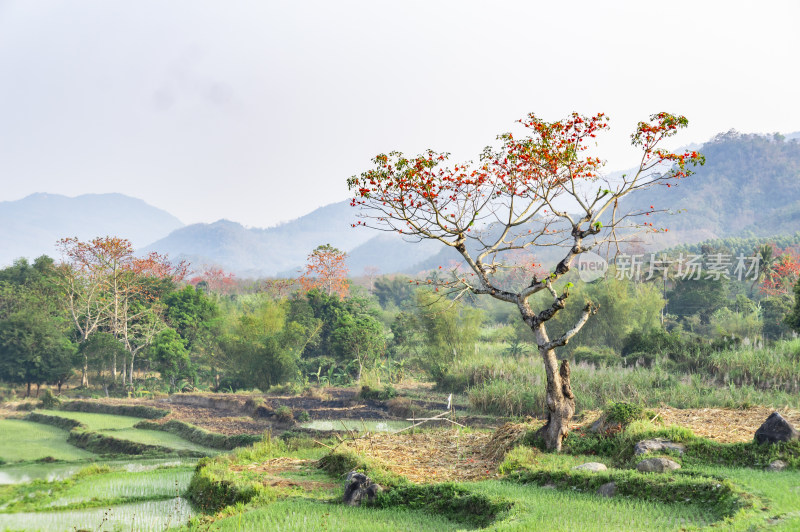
{"left": 0, "top": 419, "right": 95, "bottom": 463}
{"left": 0, "top": 497, "right": 194, "bottom": 531}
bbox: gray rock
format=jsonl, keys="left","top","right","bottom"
{"left": 767, "top": 460, "right": 787, "bottom": 472}
{"left": 572, "top": 462, "right": 608, "bottom": 472}
{"left": 634, "top": 439, "right": 686, "bottom": 456}
{"left": 755, "top": 412, "right": 799, "bottom": 444}
{"left": 597, "top": 481, "right": 617, "bottom": 497}
{"left": 636, "top": 458, "right": 681, "bottom": 473}
{"left": 343, "top": 471, "right": 383, "bottom": 506}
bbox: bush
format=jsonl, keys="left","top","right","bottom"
{"left": 296, "top": 410, "right": 311, "bottom": 422}
{"left": 604, "top": 402, "right": 646, "bottom": 426}
{"left": 357, "top": 385, "right": 398, "bottom": 401}
{"left": 40, "top": 389, "right": 61, "bottom": 409}
{"left": 275, "top": 405, "right": 294, "bottom": 423}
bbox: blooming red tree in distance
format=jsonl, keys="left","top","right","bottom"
{"left": 348, "top": 112, "right": 704, "bottom": 451}
{"left": 760, "top": 246, "right": 800, "bottom": 297}
{"left": 298, "top": 244, "right": 349, "bottom": 298}
{"left": 190, "top": 266, "right": 237, "bottom": 294}
{"left": 57, "top": 236, "right": 187, "bottom": 386}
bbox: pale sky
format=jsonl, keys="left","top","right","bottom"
{"left": 1, "top": 0, "right": 798, "bottom": 228}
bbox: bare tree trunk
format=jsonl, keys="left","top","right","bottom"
{"left": 26, "top": 382, "right": 31, "bottom": 398}
{"left": 536, "top": 352, "right": 575, "bottom": 451}
{"left": 129, "top": 353, "right": 136, "bottom": 386}
{"left": 81, "top": 354, "right": 89, "bottom": 387}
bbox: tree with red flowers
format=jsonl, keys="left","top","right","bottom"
{"left": 348, "top": 112, "right": 703, "bottom": 451}
{"left": 189, "top": 266, "right": 237, "bottom": 294}
{"left": 57, "top": 236, "right": 187, "bottom": 386}
{"left": 760, "top": 246, "right": 800, "bottom": 297}
{"left": 298, "top": 244, "right": 349, "bottom": 298}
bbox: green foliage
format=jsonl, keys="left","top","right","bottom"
{"left": 411, "top": 290, "right": 483, "bottom": 386}
{"left": 526, "top": 276, "right": 664, "bottom": 353}
{"left": 373, "top": 275, "right": 415, "bottom": 309}
{"left": 786, "top": 278, "right": 800, "bottom": 333}
{"left": 604, "top": 402, "right": 646, "bottom": 425}
{"left": 369, "top": 483, "right": 511, "bottom": 528}
{"left": 358, "top": 384, "right": 398, "bottom": 401}
{"left": 330, "top": 311, "right": 385, "bottom": 381}
{"left": 40, "top": 388, "right": 61, "bottom": 408}
{"left": 506, "top": 468, "right": 749, "bottom": 521}
{"left": 148, "top": 328, "right": 193, "bottom": 392}
{"left": 274, "top": 405, "right": 294, "bottom": 423}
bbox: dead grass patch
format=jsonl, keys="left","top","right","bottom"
{"left": 654, "top": 406, "right": 800, "bottom": 443}
{"left": 341, "top": 430, "right": 497, "bottom": 484}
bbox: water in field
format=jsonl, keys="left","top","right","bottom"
{"left": 0, "top": 457, "right": 196, "bottom": 484}
{"left": 299, "top": 418, "right": 411, "bottom": 432}
{"left": 0, "top": 497, "right": 195, "bottom": 531}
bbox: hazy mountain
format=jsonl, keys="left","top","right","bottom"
{"left": 0, "top": 193, "right": 184, "bottom": 267}
{"left": 144, "top": 201, "right": 377, "bottom": 277}
{"left": 621, "top": 130, "right": 800, "bottom": 249}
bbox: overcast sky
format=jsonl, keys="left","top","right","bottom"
{"left": 1, "top": 1, "right": 798, "bottom": 228}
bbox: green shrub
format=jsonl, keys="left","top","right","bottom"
{"left": 370, "top": 483, "right": 511, "bottom": 528}
{"left": 275, "top": 405, "right": 294, "bottom": 423}
{"left": 40, "top": 389, "right": 61, "bottom": 409}
{"left": 604, "top": 402, "right": 646, "bottom": 425}
{"left": 296, "top": 410, "right": 311, "bottom": 422}
{"left": 357, "top": 385, "right": 398, "bottom": 401}
{"left": 572, "top": 346, "right": 621, "bottom": 367}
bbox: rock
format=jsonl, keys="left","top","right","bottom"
{"left": 636, "top": 458, "right": 681, "bottom": 473}
{"left": 343, "top": 471, "right": 383, "bottom": 506}
{"left": 572, "top": 462, "right": 608, "bottom": 472}
{"left": 597, "top": 482, "right": 617, "bottom": 497}
{"left": 755, "top": 412, "right": 799, "bottom": 444}
{"left": 634, "top": 439, "right": 686, "bottom": 456}
{"left": 541, "top": 483, "right": 556, "bottom": 489}
{"left": 767, "top": 460, "right": 787, "bottom": 472}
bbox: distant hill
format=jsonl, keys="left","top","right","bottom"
{"left": 621, "top": 130, "right": 800, "bottom": 249}
{"left": 144, "top": 201, "right": 377, "bottom": 277}
{"left": 0, "top": 193, "right": 184, "bottom": 267}
{"left": 9, "top": 130, "right": 799, "bottom": 277}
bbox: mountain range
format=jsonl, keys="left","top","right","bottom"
{"left": 2, "top": 130, "right": 799, "bottom": 277}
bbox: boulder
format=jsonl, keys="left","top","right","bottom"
{"left": 766, "top": 460, "right": 787, "bottom": 472}
{"left": 636, "top": 458, "right": 681, "bottom": 473}
{"left": 634, "top": 439, "right": 685, "bottom": 456}
{"left": 754, "top": 412, "right": 799, "bottom": 444}
{"left": 572, "top": 462, "right": 608, "bottom": 472}
{"left": 343, "top": 471, "right": 383, "bottom": 506}
{"left": 597, "top": 481, "right": 617, "bottom": 497}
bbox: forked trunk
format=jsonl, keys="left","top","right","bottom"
{"left": 536, "top": 348, "right": 575, "bottom": 451}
